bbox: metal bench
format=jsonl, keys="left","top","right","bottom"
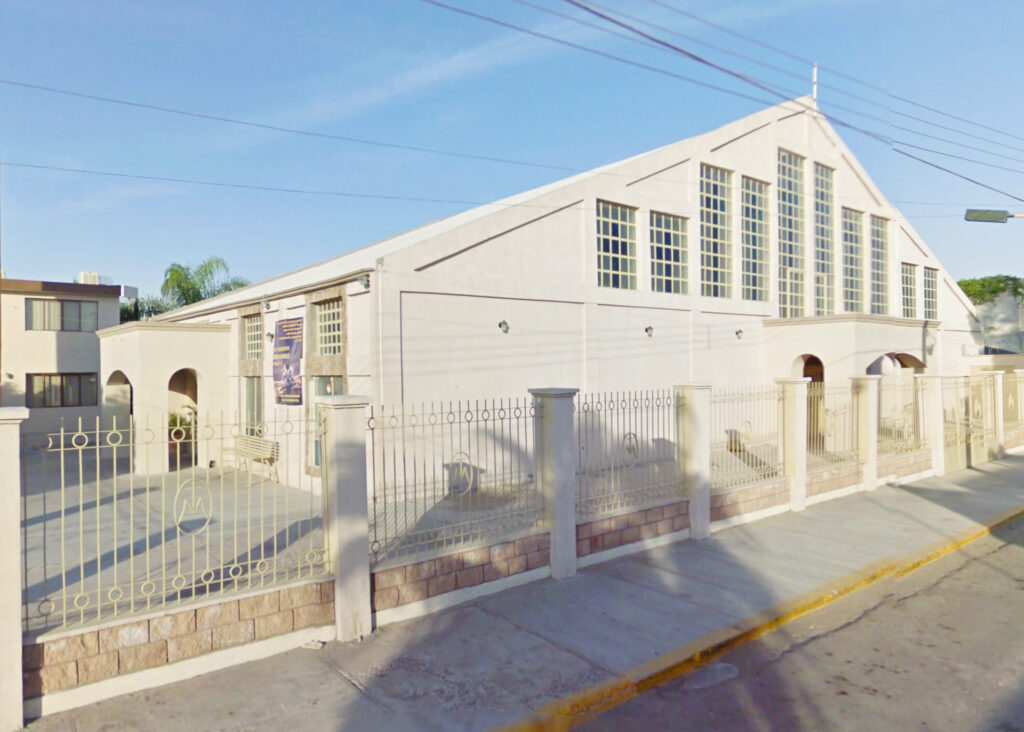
{"left": 227, "top": 435, "right": 280, "bottom": 482}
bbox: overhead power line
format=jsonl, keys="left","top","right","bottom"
{"left": 0, "top": 78, "right": 575, "bottom": 173}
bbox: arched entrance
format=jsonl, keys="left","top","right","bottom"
{"left": 104, "top": 370, "right": 133, "bottom": 419}
{"left": 168, "top": 369, "right": 198, "bottom": 470}
{"left": 800, "top": 355, "right": 825, "bottom": 451}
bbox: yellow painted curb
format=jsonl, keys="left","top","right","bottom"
{"left": 496, "top": 503, "right": 1024, "bottom": 732}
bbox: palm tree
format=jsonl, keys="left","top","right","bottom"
{"left": 161, "top": 256, "right": 249, "bottom": 307}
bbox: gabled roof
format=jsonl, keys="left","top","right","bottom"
{"left": 161, "top": 96, "right": 942, "bottom": 319}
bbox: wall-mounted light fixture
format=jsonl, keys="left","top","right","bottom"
{"left": 357, "top": 274, "right": 370, "bottom": 289}
{"left": 265, "top": 331, "right": 274, "bottom": 342}
{"left": 735, "top": 329, "right": 743, "bottom": 340}
{"left": 644, "top": 326, "right": 654, "bottom": 338}
{"left": 498, "top": 320, "right": 510, "bottom": 334}
{"left": 261, "top": 298, "right": 269, "bottom": 312}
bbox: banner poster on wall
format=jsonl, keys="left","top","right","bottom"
{"left": 273, "top": 317, "right": 303, "bottom": 405}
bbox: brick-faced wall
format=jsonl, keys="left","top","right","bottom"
{"left": 371, "top": 533, "right": 550, "bottom": 612}
{"left": 710, "top": 478, "right": 789, "bottom": 522}
{"left": 877, "top": 449, "right": 932, "bottom": 481}
{"left": 22, "top": 580, "right": 334, "bottom": 699}
{"left": 576, "top": 499, "right": 689, "bottom": 558}
{"left": 807, "top": 463, "right": 862, "bottom": 497}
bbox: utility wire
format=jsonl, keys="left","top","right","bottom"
{"left": 645, "top": 0, "right": 1024, "bottom": 145}
{"left": 0, "top": 78, "right": 576, "bottom": 173}
{"left": 892, "top": 149, "right": 1024, "bottom": 205}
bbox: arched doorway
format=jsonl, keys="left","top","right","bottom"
{"left": 800, "top": 355, "right": 825, "bottom": 452}
{"left": 104, "top": 370, "right": 133, "bottom": 419}
{"left": 168, "top": 369, "right": 198, "bottom": 470}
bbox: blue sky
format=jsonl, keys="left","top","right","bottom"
{"left": 2, "top": 0, "right": 1023, "bottom": 296}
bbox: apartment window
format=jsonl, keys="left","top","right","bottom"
{"left": 813, "top": 164, "right": 835, "bottom": 315}
{"left": 312, "top": 298, "right": 345, "bottom": 356}
{"left": 597, "top": 201, "right": 637, "bottom": 290}
{"left": 649, "top": 211, "right": 687, "bottom": 294}
{"left": 870, "top": 216, "right": 889, "bottom": 315}
{"left": 25, "top": 299, "right": 98, "bottom": 332}
{"left": 901, "top": 263, "right": 917, "bottom": 319}
{"left": 842, "top": 208, "right": 863, "bottom": 312}
{"left": 700, "top": 164, "right": 732, "bottom": 298}
{"left": 243, "top": 315, "right": 263, "bottom": 360}
{"left": 924, "top": 267, "right": 939, "bottom": 320}
{"left": 777, "top": 150, "right": 805, "bottom": 317}
{"left": 26, "top": 373, "right": 98, "bottom": 408}
{"left": 741, "top": 176, "right": 768, "bottom": 302}
{"left": 243, "top": 376, "right": 262, "bottom": 436}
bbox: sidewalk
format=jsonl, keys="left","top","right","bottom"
{"left": 27, "top": 456, "right": 1024, "bottom": 732}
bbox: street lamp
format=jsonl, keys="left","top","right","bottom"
{"left": 964, "top": 209, "right": 1024, "bottom": 223}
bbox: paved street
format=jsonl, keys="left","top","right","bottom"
{"left": 584, "top": 517, "right": 1024, "bottom": 731}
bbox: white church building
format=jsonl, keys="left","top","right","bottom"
{"left": 97, "top": 97, "right": 982, "bottom": 454}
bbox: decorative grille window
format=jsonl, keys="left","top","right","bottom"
{"left": 243, "top": 315, "right": 263, "bottom": 360}
{"left": 902, "top": 263, "right": 917, "bottom": 318}
{"left": 701, "top": 164, "right": 732, "bottom": 298}
{"left": 740, "top": 176, "right": 768, "bottom": 302}
{"left": 777, "top": 149, "right": 805, "bottom": 317}
{"left": 924, "top": 268, "right": 939, "bottom": 319}
{"left": 813, "top": 163, "right": 835, "bottom": 315}
{"left": 842, "top": 208, "right": 863, "bottom": 312}
{"left": 315, "top": 298, "right": 345, "bottom": 356}
{"left": 870, "top": 215, "right": 889, "bottom": 315}
{"left": 596, "top": 200, "right": 637, "bottom": 290}
{"left": 650, "top": 211, "right": 687, "bottom": 294}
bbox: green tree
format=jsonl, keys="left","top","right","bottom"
{"left": 957, "top": 275, "right": 1024, "bottom": 305}
{"left": 160, "top": 256, "right": 249, "bottom": 307}
{"left": 119, "top": 295, "right": 174, "bottom": 322}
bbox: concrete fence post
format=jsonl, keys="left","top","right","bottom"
{"left": 529, "top": 388, "right": 579, "bottom": 579}
{"left": 986, "top": 371, "right": 1005, "bottom": 457}
{"left": 674, "top": 385, "right": 711, "bottom": 540}
{"left": 322, "top": 395, "right": 372, "bottom": 643}
{"left": 0, "top": 407, "right": 29, "bottom": 731}
{"left": 851, "top": 376, "right": 881, "bottom": 490}
{"left": 1015, "top": 369, "right": 1024, "bottom": 435}
{"left": 775, "top": 378, "right": 809, "bottom": 511}
{"left": 916, "top": 375, "right": 945, "bottom": 477}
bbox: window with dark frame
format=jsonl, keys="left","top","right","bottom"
{"left": 26, "top": 373, "right": 98, "bottom": 408}
{"left": 25, "top": 299, "right": 99, "bottom": 332}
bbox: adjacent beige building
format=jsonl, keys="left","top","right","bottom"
{"left": 0, "top": 277, "right": 122, "bottom": 433}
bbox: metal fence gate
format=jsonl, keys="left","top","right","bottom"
{"left": 942, "top": 375, "right": 998, "bottom": 472}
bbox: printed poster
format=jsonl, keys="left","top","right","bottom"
{"left": 273, "top": 317, "right": 303, "bottom": 405}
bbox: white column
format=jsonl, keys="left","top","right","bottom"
{"left": 529, "top": 388, "right": 579, "bottom": 579}
{"left": 0, "top": 407, "right": 28, "bottom": 731}
{"left": 321, "top": 395, "right": 372, "bottom": 643}
{"left": 987, "top": 371, "right": 1005, "bottom": 458}
{"left": 852, "top": 376, "right": 881, "bottom": 490}
{"left": 775, "top": 378, "right": 809, "bottom": 511}
{"left": 1015, "top": 369, "right": 1024, "bottom": 434}
{"left": 675, "top": 385, "right": 711, "bottom": 540}
{"left": 917, "top": 375, "right": 945, "bottom": 477}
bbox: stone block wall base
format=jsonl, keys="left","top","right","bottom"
{"left": 23, "top": 580, "right": 334, "bottom": 701}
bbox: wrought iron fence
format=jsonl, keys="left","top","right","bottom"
{"left": 878, "top": 379, "right": 925, "bottom": 456}
{"left": 709, "top": 384, "right": 783, "bottom": 492}
{"left": 942, "top": 375, "right": 997, "bottom": 450}
{"left": 366, "top": 399, "right": 541, "bottom": 568}
{"left": 807, "top": 382, "right": 858, "bottom": 470}
{"left": 574, "top": 390, "right": 680, "bottom": 521}
{"left": 1002, "top": 371, "right": 1023, "bottom": 431}
{"left": 20, "top": 413, "right": 329, "bottom": 635}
